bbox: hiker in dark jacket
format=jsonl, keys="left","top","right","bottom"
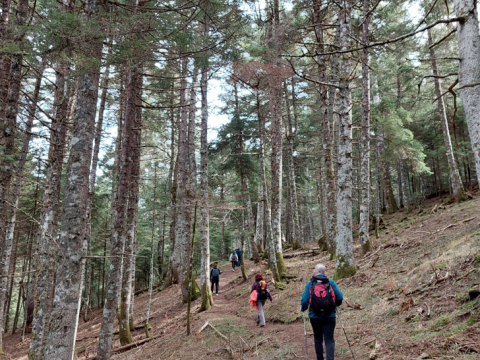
{"left": 235, "top": 248, "right": 242, "bottom": 267}
{"left": 229, "top": 251, "right": 238, "bottom": 271}
{"left": 300, "top": 264, "right": 343, "bottom": 360}
{"left": 251, "top": 273, "right": 272, "bottom": 327}
{"left": 210, "top": 264, "right": 221, "bottom": 295}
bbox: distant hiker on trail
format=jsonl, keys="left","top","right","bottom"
{"left": 249, "top": 273, "right": 272, "bottom": 328}
{"left": 229, "top": 251, "right": 238, "bottom": 271}
{"left": 235, "top": 248, "right": 242, "bottom": 267}
{"left": 301, "top": 264, "right": 343, "bottom": 360}
{"left": 210, "top": 264, "right": 221, "bottom": 296}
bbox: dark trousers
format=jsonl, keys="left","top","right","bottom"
{"left": 211, "top": 277, "right": 219, "bottom": 294}
{"left": 309, "top": 317, "right": 336, "bottom": 360}
{"left": 231, "top": 261, "right": 236, "bottom": 269}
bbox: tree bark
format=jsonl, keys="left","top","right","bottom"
{"left": 84, "top": 63, "right": 110, "bottom": 323}
{"left": 377, "top": 130, "right": 398, "bottom": 213}
{"left": 334, "top": 0, "right": 356, "bottom": 279}
{"left": 43, "top": 6, "right": 103, "bottom": 356}
{"left": 97, "top": 66, "right": 137, "bottom": 357}
{"left": 29, "top": 64, "right": 71, "bottom": 360}
{"left": 169, "top": 61, "right": 197, "bottom": 302}
{"left": 199, "top": 53, "right": 213, "bottom": 312}
{"left": 119, "top": 67, "right": 142, "bottom": 345}
{"left": 325, "top": 22, "right": 341, "bottom": 257}
{"left": 145, "top": 166, "right": 157, "bottom": 337}
{"left": 426, "top": 28, "right": 466, "bottom": 202}
{"left": 0, "top": 3, "right": 28, "bottom": 346}
{"left": 284, "top": 80, "right": 301, "bottom": 248}
{"left": 453, "top": 0, "right": 480, "bottom": 183}
{"left": 254, "top": 91, "right": 264, "bottom": 252}
{"left": 359, "top": 0, "right": 372, "bottom": 254}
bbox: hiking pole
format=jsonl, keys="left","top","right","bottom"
{"left": 302, "top": 312, "right": 309, "bottom": 360}
{"left": 336, "top": 307, "right": 356, "bottom": 360}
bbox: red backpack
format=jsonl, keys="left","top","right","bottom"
{"left": 309, "top": 276, "right": 336, "bottom": 316}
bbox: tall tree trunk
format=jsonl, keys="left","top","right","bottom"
{"left": 97, "top": 66, "right": 137, "bottom": 358}
{"left": 166, "top": 76, "right": 178, "bottom": 282}
{"left": 43, "top": 5, "right": 103, "bottom": 355}
{"left": 334, "top": 0, "right": 356, "bottom": 279}
{"left": 29, "top": 64, "right": 71, "bottom": 360}
{"left": 259, "top": 91, "right": 276, "bottom": 278}
{"left": 145, "top": 166, "right": 158, "bottom": 338}
{"left": 23, "top": 151, "right": 42, "bottom": 336}
{"left": 84, "top": 63, "right": 110, "bottom": 323}
{"left": 284, "top": 80, "right": 301, "bottom": 248}
{"left": 0, "top": 64, "right": 39, "bottom": 344}
{"left": 199, "top": 54, "right": 213, "bottom": 312}
{"left": 0, "top": 0, "right": 28, "bottom": 347}
{"left": 453, "top": 0, "right": 480, "bottom": 183}
{"left": 399, "top": 157, "right": 410, "bottom": 212}
{"left": 427, "top": 29, "right": 466, "bottom": 202}
{"left": 233, "top": 82, "right": 260, "bottom": 264}
{"left": 255, "top": 91, "right": 264, "bottom": 253}
{"left": 119, "top": 67, "right": 142, "bottom": 345}
{"left": 359, "top": 0, "right": 372, "bottom": 253}
{"left": 0, "top": 0, "right": 11, "bottom": 121}
{"left": 325, "top": 22, "right": 341, "bottom": 258}
{"left": 377, "top": 130, "right": 398, "bottom": 213}
{"left": 170, "top": 61, "right": 197, "bottom": 302}
{"left": 312, "top": 0, "right": 327, "bottom": 248}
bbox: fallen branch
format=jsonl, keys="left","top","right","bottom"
{"left": 454, "top": 268, "right": 478, "bottom": 283}
{"left": 438, "top": 216, "right": 476, "bottom": 233}
{"left": 195, "top": 321, "right": 210, "bottom": 335}
{"left": 208, "top": 322, "right": 228, "bottom": 341}
{"left": 85, "top": 335, "right": 161, "bottom": 359}
{"left": 282, "top": 249, "right": 320, "bottom": 259}
{"left": 345, "top": 299, "right": 363, "bottom": 310}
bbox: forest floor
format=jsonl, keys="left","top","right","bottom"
{"left": 3, "top": 195, "right": 480, "bottom": 360}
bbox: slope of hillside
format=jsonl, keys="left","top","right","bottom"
{"left": 3, "top": 195, "right": 480, "bottom": 359}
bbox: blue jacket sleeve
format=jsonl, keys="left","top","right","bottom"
{"left": 329, "top": 279, "right": 343, "bottom": 306}
{"left": 300, "top": 282, "right": 311, "bottom": 312}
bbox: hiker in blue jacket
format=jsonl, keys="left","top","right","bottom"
{"left": 301, "top": 264, "right": 343, "bottom": 360}
{"left": 235, "top": 248, "right": 242, "bottom": 267}
{"left": 210, "top": 264, "right": 221, "bottom": 295}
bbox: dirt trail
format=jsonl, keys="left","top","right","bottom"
{"left": 3, "top": 195, "right": 480, "bottom": 359}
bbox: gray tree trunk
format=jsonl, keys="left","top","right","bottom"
{"left": 43, "top": 7, "right": 103, "bottom": 355}
{"left": 199, "top": 56, "right": 213, "bottom": 312}
{"left": 96, "top": 66, "right": 137, "bottom": 360}
{"left": 427, "top": 29, "right": 466, "bottom": 202}
{"left": 170, "top": 61, "right": 197, "bottom": 302}
{"left": 18, "top": 68, "right": 43, "bottom": 337}
{"left": 453, "top": 0, "right": 480, "bottom": 183}
{"left": 84, "top": 63, "right": 110, "bottom": 323}
{"left": 119, "top": 67, "right": 142, "bottom": 345}
{"left": 334, "top": 0, "right": 356, "bottom": 279}
{"left": 0, "top": 0, "right": 29, "bottom": 348}
{"left": 284, "top": 81, "right": 301, "bottom": 246}
{"left": 325, "top": 24, "right": 341, "bottom": 257}
{"left": 255, "top": 92, "right": 264, "bottom": 252}
{"left": 29, "top": 63, "right": 71, "bottom": 360}
{"left": 359, "top": 0, "right": 372, "bottom": 254}
{"left": 0, "top": 66, "right": 35, "bottom": 349}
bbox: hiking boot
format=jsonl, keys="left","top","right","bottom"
{"left": 260, "top": 325, "right": 265, "bottom": 328}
